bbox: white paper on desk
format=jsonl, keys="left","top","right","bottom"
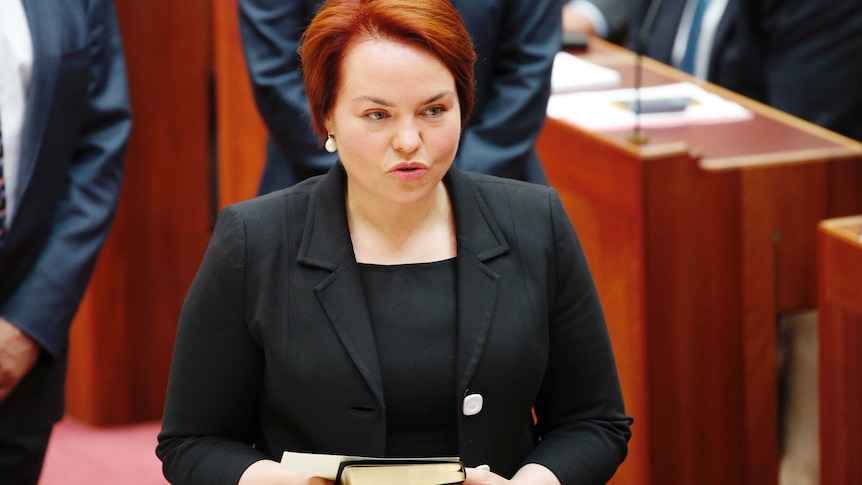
{"left": 546, "top": 82, "right": 753, "bottom": 131}
{"left": 551, "top": 52, "right": 621, "bottom": 94}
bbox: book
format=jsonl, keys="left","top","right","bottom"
{"left": 338, "top": 460, "right": 466, "bottom": 485}
{"left": 280, "top": 451, "right": 464, "bottom": 484}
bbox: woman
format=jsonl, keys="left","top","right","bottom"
{"left": 240, "top": 0, "right": 559, "bottom": 192}
{"left": 156, "top": 0, "right": 632, "bottom": 483}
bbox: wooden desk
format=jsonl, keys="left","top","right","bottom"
{"left": 537, "top": 39, "right": 862, "bottom": 485}
{"left": 817, "top": 216, "right": 862, "bottom": 485}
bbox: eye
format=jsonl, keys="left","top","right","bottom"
{"left": 365, "top": 111, "right": 388, "bottom": 121}
{"left": 424, "top": 106, "right": 446, "bottom": 117}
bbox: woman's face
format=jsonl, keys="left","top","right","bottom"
{"left": 325, "top": 37, "right": 461, "bottom": 208}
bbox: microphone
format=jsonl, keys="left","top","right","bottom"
{"left": 629, "top": 0, "right": 665, "bottom": 145}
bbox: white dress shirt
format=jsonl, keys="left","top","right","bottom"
{"left": 0, "top": 0, "right": 34, "bottom": 229}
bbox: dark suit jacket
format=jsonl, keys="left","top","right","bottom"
{"left": 0, "top": 0, "right": 130, "bottom": 432}
{"left": 745, "top": 0, "right": 862, "bottom": 141}
{"left": 158, "top": 165, "right": 632, "bottom": 484}
{"left": 632, "top": 0, "right": 862, "bottom": 141}
{"left": 239, "top": 0, "right": 560, "bottom": 191}
{"left": 631, "top": 0, "right": 763, "bottom": 99}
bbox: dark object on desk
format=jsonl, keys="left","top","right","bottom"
{"left": 562, "top": 31, "right": 589, "bottom": 50}
{"left": 614, "top": 97, "right": 694, "bottom": 114}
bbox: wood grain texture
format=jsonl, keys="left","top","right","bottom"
{"left": 817, "top": 216, "right": 862, "bottom": 485}
{"left": 537, "top": 117, "right": 653, "bottom": 485}
{"left": 213, "top": 0, "right": 266, "bottom": 208}
{"left": 66, "top": 0, "right": 214, "bottom": 425}
{"left": 537, "top": 36, "right": 862, "bottom": 485}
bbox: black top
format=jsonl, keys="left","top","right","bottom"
{"left": 358, "top": 258, "right": 458, "bottom": 457}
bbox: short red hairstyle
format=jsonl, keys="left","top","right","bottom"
{"left": 300, "top": 0, "right": 476, "bottom": 142}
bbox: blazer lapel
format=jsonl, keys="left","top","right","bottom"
{"left": 446, "top": 170, "right": 510, "bottom": 391}
{"left": 298, "top": 164, "right": 385, "bottom": 408}
{"left": 18, "top": 0, "right": 61, "bottom": 195}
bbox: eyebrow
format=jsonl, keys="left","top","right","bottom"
{"left": 351, "top": 90, "right": 454, "bottom": 107}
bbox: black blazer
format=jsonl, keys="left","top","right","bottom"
{"left": 158, "top": 165, "right": 631, "bottom": 484}
{"left": 0, "top": 0, "right": 129, "bottom": 434}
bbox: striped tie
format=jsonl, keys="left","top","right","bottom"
{"left": 679, "top": 0, "right": 711, "bottom": 74}
{"left": 0, "top": 112, "right": 6, "bottom": 241}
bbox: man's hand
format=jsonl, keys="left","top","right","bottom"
{"left": 562, "top": 5, "right": 598, "bottom": 36}
{"left": 0, "top": 317, "right": 41, "bottom": 402}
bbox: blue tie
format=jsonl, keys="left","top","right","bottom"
{"left": 679, "top": 0, "right": 711, "bottom": 74}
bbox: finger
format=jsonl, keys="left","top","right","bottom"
{"left": 464, "top": 466, "right": 498, "bottom": 485}
{"left": 308, "top": 478, "right": 334, "bottom": 485}
{"left": 0, "top": 320, "right": 41, "bottom": 402}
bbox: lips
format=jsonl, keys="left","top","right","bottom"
{"left": 389, "top": 161, "right": 428, "bottom": 181}
{"left": 391, "top": 161, "right": 426, "bottom": 171}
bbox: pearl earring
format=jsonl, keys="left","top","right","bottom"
{"left": 324, "top": 134, "right": 337, "bottom": 153}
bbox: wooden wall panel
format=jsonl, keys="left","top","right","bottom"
{"left": 643, "top": 156, "right": 750, "bottom": 484}
{"left": 537, "top": 118, "right": 655, "bottom": 485}
{"left": 66, "top": 0, "right": 214, "bottom": 425}
{"left": 213, "top": 0, "right": 266, "bottom": 208}
{"left": 818, "top": 217, "right": 862, "bottom": 485}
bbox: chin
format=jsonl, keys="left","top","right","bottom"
{"left": 389, "top": 185, "right": 440, "bottom": 206}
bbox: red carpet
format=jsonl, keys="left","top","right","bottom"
{"left": 39, "top": 416, "right": 167, "bottom": 485}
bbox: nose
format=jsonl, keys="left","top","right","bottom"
{"left": 391, "top": 117, "right": 421, "bottom": 155}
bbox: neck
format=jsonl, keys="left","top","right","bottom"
{"left": 346, "top": 183, "right": 456, "bottom": 264}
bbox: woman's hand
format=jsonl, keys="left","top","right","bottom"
{"left": 238, "top": 460, "right": 334, "bottom": 485}
{"left": 464, "top": 463, "right": 561, "bottom": 485}
{"left": 464, "top": 465, "right": 506, "bottom": 485}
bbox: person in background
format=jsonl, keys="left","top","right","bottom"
{"left": 0, "top": 0, "right": 131, "bottom": 483}
{"left": 630, "top": 0, "right": 862, "bottom": 141}
{"left": 239, "top": 0, "right": 560, "bottom": 192}
{"left": 157, "top": 0, "right": 632, "bottom": 483}
{"left": 562, "top": 0, "right": 638, "bottom": 44}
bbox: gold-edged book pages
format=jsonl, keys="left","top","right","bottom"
{"left": 280, "top": 451, "right": 464, "bottom": 484}
{"left": 339, "top": 461, "right": 466, "bottom": 485}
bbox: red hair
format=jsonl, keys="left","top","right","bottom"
{"left": 300, "top": 0, "right": 476, "bottom": 142}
